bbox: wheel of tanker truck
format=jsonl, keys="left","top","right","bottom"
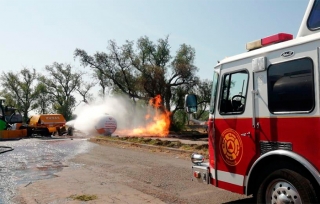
{"left": 27, "top": 127, "right": 32, "bottom": 137}
{"left": 256, "top": 166, "right": 318, "bottom": 203}
{"left": 56, "top": 127, "right": 63, "bottom": 136}
{"left": 67, "top": 127, "right": 73, "bottom": 136}
{"left": 39, "top": 128, "right": 51, "bottom": 137}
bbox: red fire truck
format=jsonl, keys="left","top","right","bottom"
{"left": 185, "top": 0, "right": 320, "bottom": 203}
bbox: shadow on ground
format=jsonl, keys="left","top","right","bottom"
{"left": 223, "top": 197, "right": 255, "bottom": 203}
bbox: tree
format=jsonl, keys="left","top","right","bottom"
{"left": 38, "top": 62, "right": 83, "bottom": 121}
{"left": 33, "top": 83, "right": 54, "bottom": 114}
{"left": 193, "top": 79, "right": 212, "bottom": 120}
{"left": 74, "top": 36, "right": 199, "bottom": 118}
{"left": 0, "top": 68, "right": 41, "bottom": 122}
{"left": 170, "top": 78, "right": 212, "bottom": 128}
{"left": 77, "top": 80, "right": 96, "bottom": 104}
{"left": 92, "top": 69, "right": 113, "bottom": 98}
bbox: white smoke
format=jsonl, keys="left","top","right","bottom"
{"left": 66, "top": 95, "right": 150, "bottom": 136}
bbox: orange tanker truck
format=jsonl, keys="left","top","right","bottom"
{"left": 27, "top": 114, "right": 72, "bottom": 136}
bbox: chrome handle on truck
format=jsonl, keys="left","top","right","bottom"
{"left": 241, "top": 132, "right": 251, "bottom": 137}
{"left": 252, "top": 89, "right": 259, "bottom": 129}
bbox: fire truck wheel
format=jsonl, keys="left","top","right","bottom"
{"left": 256, "top": 169, "right": 317, "bottom": 204}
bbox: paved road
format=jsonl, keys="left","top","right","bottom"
{"left": 0, "top": 137, "right": 94, "bottom": 204}
{"left": 0, "top": 135, "right": 254, "bottom": 203}
{"left": 14, "top": 137, "right": 254, "bottom": 204}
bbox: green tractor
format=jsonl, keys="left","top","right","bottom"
{"left": 0, "top": 97, "right": 27, "bottom": 139}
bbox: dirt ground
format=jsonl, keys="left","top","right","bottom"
{"left": 13, "top": 137, "right": 252, "bottom": 204}
{"left": 14, "top": 163, "right": 166, "bottom": 204}
{"left": 13, "top": 139, "right": 190, "bottom": 204}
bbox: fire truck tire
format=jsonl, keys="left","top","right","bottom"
{"left": 256, "top": 169, "right": 317, "bottom": 204}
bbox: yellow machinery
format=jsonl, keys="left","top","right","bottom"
{"left": 28, "top": 114, "right": 68, "bottom": 136}
{"left": 0, "top": 97, "right": 73, "bottom": 139}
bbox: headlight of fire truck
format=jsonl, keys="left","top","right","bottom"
{"left": 191, "top": 153, "right": 204, "bottom": 165}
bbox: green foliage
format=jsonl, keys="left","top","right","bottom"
{"left": 77, "top": 80, "right": 96, "bottom": 103}
{"left": 0, "top": 65, "right": 86, "bottom": 121}
{"left": 0, "top": 68, "right": 41, "bottom": 122}
{"left": 33, "top": 82, "right": 54, "bottom": 114}
{"left": 38, "top": 62, "right": 83, "bottom": 121}
{"left": 192, "top": 79, "right": 212, "bottom": 120}
{"left": 74, "top": 36, "right": 200, "bottom": 128}
{"left": 171, "top": 109, "right": 188, "bottom": 131}
{"left": 0, "top": 35, "right": 213, "bottom": 129}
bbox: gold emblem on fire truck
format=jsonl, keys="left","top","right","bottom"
{"left": 220, "top": 128, "right": 243, "bottom": 166}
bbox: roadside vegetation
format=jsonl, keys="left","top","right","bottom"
{"left": 91, "top": 136, "right": 209, "bottom": 158}
{"left": 69, "top": 194, "right": 98, "bottom": 201}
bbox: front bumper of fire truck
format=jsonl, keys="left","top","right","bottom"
{"left": 191, "top": 153, "right": 210, "bottom": 184}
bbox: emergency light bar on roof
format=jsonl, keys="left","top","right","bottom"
{"left": 246, "top": 33, "right": 293, "bottom": 51}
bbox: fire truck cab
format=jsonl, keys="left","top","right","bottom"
{"left": 186, "top": 0, "right": 320, "bottom": 203}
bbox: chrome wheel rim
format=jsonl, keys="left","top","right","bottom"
{"left": 266, "top": 179, "right": 302, "bottom": 204}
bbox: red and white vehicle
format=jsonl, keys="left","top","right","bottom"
{"left": 185, "top": 0, "right": 320, "bottom": 203}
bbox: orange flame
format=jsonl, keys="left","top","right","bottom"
{"left": 116, "top": 95, "right": 171, "bottom": 137}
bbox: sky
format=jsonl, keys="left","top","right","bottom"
{"left": 0, "top": 0, "right": 309, "bottom": 86}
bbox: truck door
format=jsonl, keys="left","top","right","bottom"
{"left": 253, "top": 51, "right": 318, "bottom": 167}
{"left": 214, "top": 63, "right": 257, "bottom": 194}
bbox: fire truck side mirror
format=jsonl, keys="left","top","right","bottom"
{"left": 185, "top": 94, "right": 198, "bottom": 113}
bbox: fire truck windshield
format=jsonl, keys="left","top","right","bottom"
{"left": 209, "top": 71, "right": 219, "bottom": 114}
{"left": 307, "top": 0, "right": 320, "bottom": 30}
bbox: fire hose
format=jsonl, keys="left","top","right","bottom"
{"left": 0, "top": 146, "right": 14, "bottom": 154}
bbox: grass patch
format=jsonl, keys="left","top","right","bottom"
{"left": 93, "top": 136, "right": 208, "bottom": 157}
{"left": 70, "top": 194, "right": 97, "bottom": 201}
{"left": 148, "top": 139, "right": 162, "bottom": 145}
{"left": 180, "top": 144, "right": 194, "bottom": 151}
